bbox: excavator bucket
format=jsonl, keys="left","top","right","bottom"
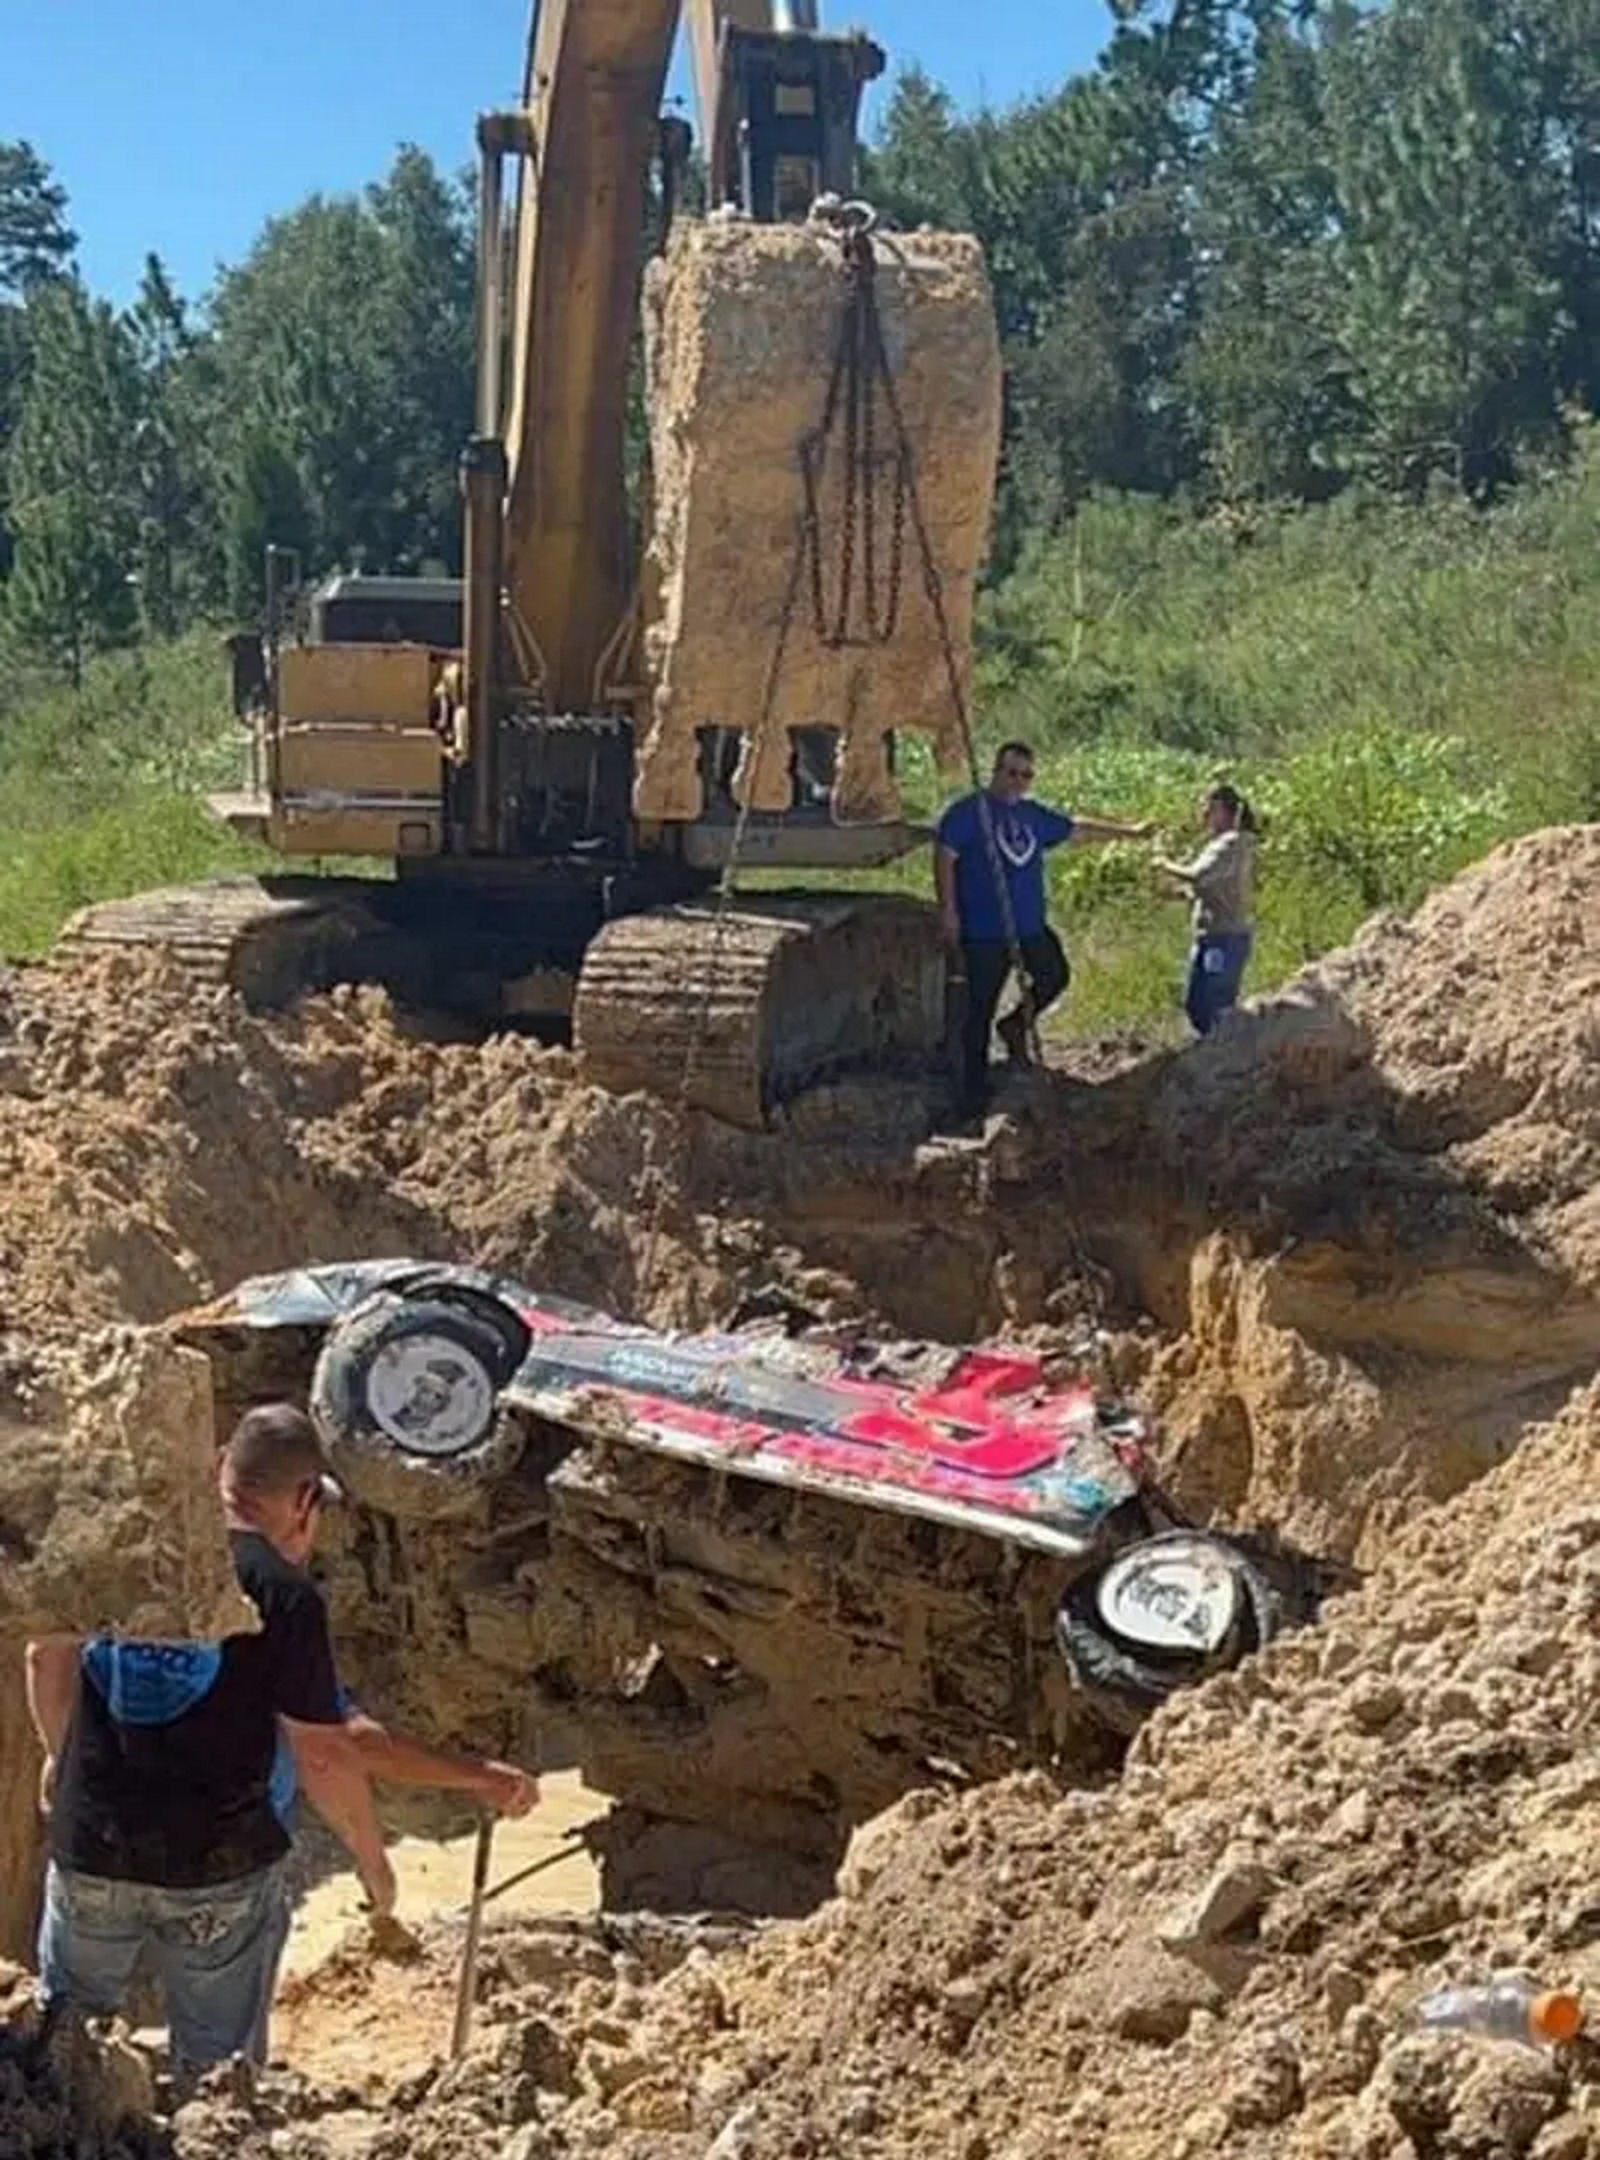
{"left": 633, "top": 215, "right": 1003, "bottom": 828}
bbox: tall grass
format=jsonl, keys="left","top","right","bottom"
{"left": 2, "top": 441, "right": 1596, "bottom": 1024}
{"left": 0, "top": 629, "right": 265, "bottom": 955}
{"left": 926, "top": 442, "right": 1596, "bottom": 1030}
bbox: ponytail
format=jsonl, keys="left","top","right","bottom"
{"left": 1208, "top": 781, "right": 1258, "bottom": 836}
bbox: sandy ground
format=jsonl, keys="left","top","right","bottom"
{"left": 279, "top": 1770, "right": 603, "bottom": 1982}
{"left": 272, "top": 1771, "right": 602, "bottom": 2088}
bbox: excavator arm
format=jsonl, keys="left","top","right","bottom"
{"left": 461, "top": 0, "right": 883, "bottom": 852}
{"left": 499, "top": 0, "right": 680, "bottom": 715}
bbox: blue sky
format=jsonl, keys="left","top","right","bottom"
{"left": 5, "top": 1, "right": 1110, "bottom": 305}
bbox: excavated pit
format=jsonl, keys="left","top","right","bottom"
{"left": 1, "top": 824, "right": 1597, "bottom": 2158}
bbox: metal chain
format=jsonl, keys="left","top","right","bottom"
{"left": 800, "top": 219, "right": 907, "bottom": 650}
{"left": 631, "top": 426, "right": 820, "bottom": 1313}
{"left": 838, "top": 226, "right": 1040, "bottom": 1061}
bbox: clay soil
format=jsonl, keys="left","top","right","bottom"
{"left": 1, "top": 823, "right": 1597, "bottom": 2159}
{"left": 637, "top": 221, "right": 1001, "bottom": 821}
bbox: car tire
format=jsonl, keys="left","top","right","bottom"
{"left": 310, "top": 1293, "right": 525, "bottom": 1518}
{"left": 1056, "top": 1531, "right": 1284, "bottom": 1737}
{"left": 389, "top": 1271, "right": 532, "bottom": 1381}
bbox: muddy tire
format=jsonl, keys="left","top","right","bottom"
{"left": 310, "top": 1293, "right": 525, "bottom": 1518}
{"left": 1056, "top": 1532, "right": 1284, "bottom": 1737}
{"left": 389, "top": 1270, "right": 532, "bottom": 1377}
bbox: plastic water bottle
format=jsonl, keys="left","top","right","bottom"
{"left": 1418, "top": 1976, "right": 1583, "bottom": 2051}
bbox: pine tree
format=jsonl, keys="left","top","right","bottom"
{"left": 0, "top": 141, "right": 76, "bottom": 298}
{"left": 1184, "top": 14, "right": 1356, "bottom": 500}
{"left": 0, "top": 140, "right": 76, "bottom": 583}
{"left": 223, "top": 430, "right": 312, "bottom": 624}
{"left": 7, "top": 282, "right": 141, "bottom": 679}
{"left": 127, "top": 253, "right": 197, "bottom": 637}
{"left": 1326, "top": 0, "right": 1567, "bottom": 492}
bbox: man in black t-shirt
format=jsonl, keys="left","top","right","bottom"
{"left": 25, "top": 1402, "right": 535, "bottom": 2073}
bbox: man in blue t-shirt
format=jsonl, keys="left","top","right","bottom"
{"left": 935, "top": 741, "right": 1151, "bottom": 1115}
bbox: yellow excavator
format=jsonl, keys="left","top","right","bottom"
{"left": 63, "top": 0, "right": 976, "bottom": 1128}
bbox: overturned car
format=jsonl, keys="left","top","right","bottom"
{"left": 170, "top": 1260, "right": 1328, "bottom": 1911}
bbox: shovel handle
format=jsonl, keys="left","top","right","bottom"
{"left": 450, "top": 1811, "right": 495, "bottom": 2060}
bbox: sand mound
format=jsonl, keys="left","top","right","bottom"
{"left": 0, "top": 956, "right": 444, "bottom": 1335}
{"left": 1042, "top": 825, "right": 1600, "bottom": 1561}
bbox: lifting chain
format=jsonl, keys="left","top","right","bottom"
{"left": 809, "top": 203, "right": 1039, "bottom": 1065}
{"left": 800, "top": 206, "right": 908, "bottom": 650}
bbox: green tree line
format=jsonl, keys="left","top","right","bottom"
{"left": 0, "top": 144, "right": 472, "bottom": 680}
{"left": 7, "top": 0, "right": 1600, "bottom": 672}
{"left": 865, "top": 0, "right": 1600, "bottom": 544}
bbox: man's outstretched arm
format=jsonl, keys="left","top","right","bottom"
{"left": 1069, "top": 812, "right": 1154, "bottom": 844}
{"left": 343, "top": 1711, "right": 537, "bottom": 1817}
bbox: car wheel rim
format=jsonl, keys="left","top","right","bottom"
{"left": 1095, "top": 1537, "right": 1242, "bottom": 1658}
{"left": 363, "top": 1333, "right": 497, "bottom": 1457}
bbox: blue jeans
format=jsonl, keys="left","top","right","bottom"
{"left": 1184, "top": 931, "right": 1252, "bottom": 1036}
{"left": 38, "top": 1861, "right": 290, "bottom": 2071}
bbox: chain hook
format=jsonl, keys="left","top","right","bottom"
{"left": 808, "top": 193, "right": 880, "bottom": 239}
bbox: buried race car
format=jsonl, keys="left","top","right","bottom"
{"left": 171, "top": 1260, "right": 1331, "bottom": 1907}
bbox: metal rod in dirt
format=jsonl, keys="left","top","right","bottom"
{"left": 456, "top": 1828, "right": 587, "bottom": 1915}
{"left": 450, "top": 1811, "right": 496, "bottom": 2061}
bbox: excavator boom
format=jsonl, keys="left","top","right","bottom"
{"left": 500, "top": 0, "right": 679, "bottom": 715}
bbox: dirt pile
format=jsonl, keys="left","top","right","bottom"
{"left": 0, "top": 1962, "right": 164, "bottom": 2159}
{"left": 0, "top": 827, "right": 1594, "bottom": 1544}
{"left": 0, "top": 956, "right": 446, "bottom": 1336}
{"left": 1046, "top": 823, "right": 1600, "bottom": 1561}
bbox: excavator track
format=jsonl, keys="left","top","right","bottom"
{"left": 56, "top": 877, "right": 393, "bottom": 1007}
{"left": 573, "top": 893, "right": 946, "bottom": 1128}
{"left": 58, "top": 882, "right": 946, "bottom": 1128}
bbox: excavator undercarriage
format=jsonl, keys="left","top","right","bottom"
{"left": 62, "top": 872, "right": 945, "bottom": 1129}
